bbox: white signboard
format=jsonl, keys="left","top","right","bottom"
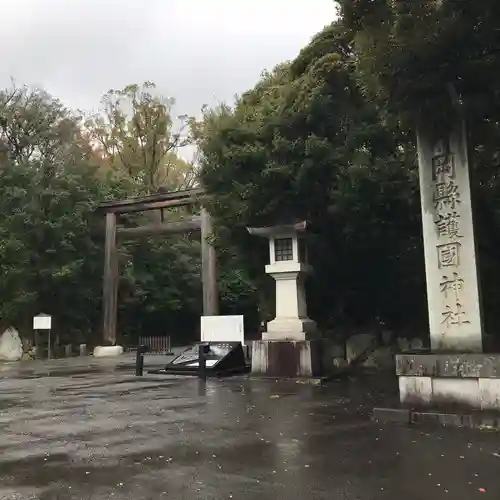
{"left": 200, "top": 315, "right": 244, "bottom": 344}
{"left": 33, "top": 314, "right": 52, "bottom": 330}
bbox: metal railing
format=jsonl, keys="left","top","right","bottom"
{"left": 137, "top": 335, "right": 173, "bottom": 355}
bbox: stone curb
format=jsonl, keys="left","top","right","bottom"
{"left": 246, "top": 376, "right": 330, "bottom": 386}
{"left": 372, "top": 407, "right": 411, "bottom": 423}
{"left": 372, "top": 407, "right": 500, "bottom": 430}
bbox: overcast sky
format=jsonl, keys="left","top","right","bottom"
{"left": 1, "top": 0, "right": 336, "bottom": 116}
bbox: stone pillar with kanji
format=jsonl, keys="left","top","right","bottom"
{"left": 418, "top": 122, "right": 483, "bottom": 353}
{"left": 395, "top": 120, "right": 500, "bottom": 413}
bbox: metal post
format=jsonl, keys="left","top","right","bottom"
{"left": 198, "top": 343, "right": 208, "bottom": 380}
{"left": 34, "top": 330, "right": 38, "bottom": 360}
{"left": 135, "top": 344, "right": 148, "bottom": 376}
{"left": 47, "top": 329, "right": 51, "bottom": 360}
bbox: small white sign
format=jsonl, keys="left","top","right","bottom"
{"left": 200, "top": 315, "right": 244, "bottom": 344}
{"left": 33, "top": 314, "right": 52, "bottom": 330}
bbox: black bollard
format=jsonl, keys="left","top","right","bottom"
{"left": 135, "top": 344, "right": 148, "bottom": 376}
{"left": 198, "top": 343, "right": 209, "bottom": 380}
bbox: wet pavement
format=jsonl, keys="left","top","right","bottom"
{"left": 0, "top": 355, "right": 499, "bottom": 499}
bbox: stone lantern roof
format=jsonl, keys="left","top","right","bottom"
{"left": 246, "top": 220, "right": 307, "bottom": 237}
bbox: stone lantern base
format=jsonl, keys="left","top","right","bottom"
{"left": 251, "top": 339, "right": 324, "bottom": 378}
{"left": 263, "top": 318, "right": 317, "bottom": 341}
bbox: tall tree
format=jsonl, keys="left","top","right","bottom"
{"left": 198, "top": 22, "right": 426, "bottom": 332}
{"left": 339, "top": 0, "right": 500, "bottom": 123}
{"left": 85, "top": 82, "right": 197, "bottom": 192}
{"left": 0, "top": 83, "right": 89, "bottom": 169}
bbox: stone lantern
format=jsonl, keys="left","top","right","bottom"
{"left": 247, "top": 221, "right": 322, "bottom": 378}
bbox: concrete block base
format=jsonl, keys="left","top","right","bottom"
{"left": 251, "top": 340, "right": 323, "bottom": 378}
{"left": 93, "top": 345, "right": 124, "bottom": 358}
{"left": 396, "top": 353, "right": 500, "bottom": 410}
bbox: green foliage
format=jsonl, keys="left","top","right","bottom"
{"left": 199, "top": 21, "right": 428, "bottom": 331}
{"left": 0, "top": 84, "right": 90, "bottom": 168}
{"left": 0, "top": 83, "right": 253, "bottom": 344}
{"left": 339, "top": 0, "right": 500, "bottom": 124}
{"left": 4, "top": 6, "right": 500, "bottom": 344}
{"left": 0, "top": 159, "right": 125, "bottom": 340}
{"left": 337, "top": 0, "right": 500, "bottom": 334}
{"left": 197, "top": 10, "right": 500, "bottom": 337}
{"left": 118, "top": 235, "right": 202, "bottom": 344}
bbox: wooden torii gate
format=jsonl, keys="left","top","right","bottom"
{"left": 98, "top": 188, "right": 218, "bottom": 345}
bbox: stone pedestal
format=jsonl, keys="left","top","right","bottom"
{"left": 251, "top": 339, "right": 323, "bottom": 378}
{"left": 264, "top": 262, "right": 317, "bottom": 341}
{"left": 397, "top": 353, "right": 500, "bottom": 410}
